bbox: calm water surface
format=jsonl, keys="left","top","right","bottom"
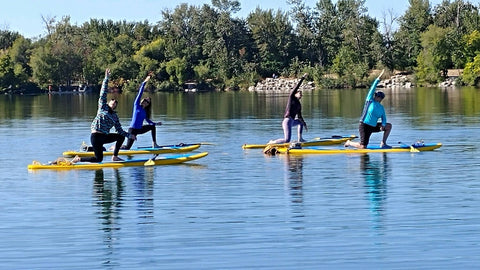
{"left": 1, "top": 87, "right": 480, "bottom": 269}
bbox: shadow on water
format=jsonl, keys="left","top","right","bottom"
{"left": 360, "top": 153, "right": 390, "bottom": 230}
{"left": 283, "top": 155, "right": 305, "bottom": 230}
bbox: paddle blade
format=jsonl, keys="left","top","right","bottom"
{"left": 144, "top": 159, "right": 155, "bottom": 166}
{"left": 410, "top": 146, "right": 420, "bottom": 152}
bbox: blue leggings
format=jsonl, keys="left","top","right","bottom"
{"left": 271, "top": 117, "right": 304, "bottom": 144}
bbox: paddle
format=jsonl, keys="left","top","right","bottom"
{"left": 137, "top": 142, "right": 215, "bottom": 149}
{"left": 144, "top": 154, "right": 159, "bottom": 166}
{"left": 398, "top": 142, "right": 419, "bottom": 152}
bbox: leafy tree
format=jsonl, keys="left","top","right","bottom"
{"left": 332, "top": 45, "right": 368, "bottom": 87}
{"left": 165, "top": 57, "right": 187, "bottom": 85}
{"left": 247, "top": 8, "right": 297, "bottom": 77}
{"left": 211, "top": 0, "right": 241, "bottom": 13}
{"left": 0, "top": 30, "right": 21, "bottom": 51}
{"left": 0, "top": 54, "right": 16, "bottom": 90}
{"left": 30, "top": 44, "right": 59, "bottom": 87}
{"left": 461, "top": 30, "right": 480, "bottom": 85}
{"left": 415, "top": 25, "right": 451, "bottom": 84}
{"left": 7, "top": 36, "right": 32, "bottom": 82}
{"left": 462, "top": 53, "right": 480, "bottom": 85}
{"left": 290, "top": 0, "right": 341, "bottom": 67}
{"left": 337, "top": 0, "right": 382, "bottom": 69}
{"left": 393, "top": 0, "right": 433, "bottom": 70}
{"left": 433, "top": 0, "right": 480, "bottom": 34}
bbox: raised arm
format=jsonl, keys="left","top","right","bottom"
{"left": 289, "top": 73, "right": 308, "bottom": 98}
{"left": 98, "top": 68, "right": 111, "bottom": 110}
{"left": 134, "top": 75, "right": 151, "bottom": 105}
{"left": 366, "top": 69, "right": 384, "bottom": 101}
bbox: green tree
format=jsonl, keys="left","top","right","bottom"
{"left": 247, "top": 8, "right": 297, "bottom": 77}
{"left": 461, "top": 30, "right": 480, "bottom": 85}
{"left": 0, "top": 54, "right": 17, "bottom": 90}
{"left": 165, "top": 57, "right": 187, "bottom": 85}
{"left": 7, "top": 36, "right": 32, "bottom": 82}
{"left": 211, "top": 0, "right": 241, "bottom": 13}
{"left": 462, "top": 54, "right": 480, "bottom": 86}
{"left": 0, "top": 30, "right": 21, "bottom": 51}
{"left": 393, "top": 0, "right": 433, "bottom": 70}
{"left": 415, "top": 25, "right": 452, "bottom": 84}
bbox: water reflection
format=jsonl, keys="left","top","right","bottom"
{"left": 360, "top": 154, "right": 389, "bottom": 230}
{"left": 130, "top": 167, "right": 155, "bottom": 223}
{"left": 283, "top": 155, "right": 305, "bottom": 230}
{"left": 93, "top": 169, "right": 124, "bottom": 267}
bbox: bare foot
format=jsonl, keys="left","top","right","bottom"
{"left": 112, "top": 156, "right": 124, "bottom": 162}
{"left": 71, "top": 155, "right": 81, "bottom": 163}
{"left": 344, "top": 140, "right": 351, "bottom": 147}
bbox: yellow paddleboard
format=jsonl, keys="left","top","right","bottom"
{"left": 63, "top": 143, "right": 201, "bottom": 157}
{"left": 242, "top": 135, "right": 357, "bottom": 149}
{"left": 274, "top": 143, "right": 442, "bottom": 155}
{"left": 28, "top": 152, "right": 208, "bottom": 170}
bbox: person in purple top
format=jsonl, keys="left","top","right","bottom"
{"left": 268, "top": 73, "right": 309, "bottom": 144}
{"left": 345, "top": 69, "right": 392, "bottom": 149}
{"left": 123, "top": 74, "right": 162, "bottom": 149}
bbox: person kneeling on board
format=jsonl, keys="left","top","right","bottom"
{"left": 344, "top": 69, "right": 392, "bottom": 149}
{"left": 268, "top": 73, "right": 309, "bottom": 144}
{"left": 72, "top": 69, "right": 136, "bottom": 163}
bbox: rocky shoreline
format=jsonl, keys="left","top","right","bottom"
{"left": 249, "top": 73, "right": 458, "bottom": 92}
{"left": 248, "top": 77, "right": 315, "bottom": 92}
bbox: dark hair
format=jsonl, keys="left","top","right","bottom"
{"left": 375, "top": 91, "right": 385, "bottom": 99}
{"left": 141, "top": 97, "right": 152, "bottom": 119}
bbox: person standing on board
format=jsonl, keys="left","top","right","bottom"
{"left": 72, "top": 68, "right": 135, "bottom": 163}
{"left": 123, "top": 74, "right": 162, "bottom": 149}
{"left": 268, "top": 73, "right": 308, "bottom": 144}
{"left": 344, "top": 69, "right": 392, "bottom": 149}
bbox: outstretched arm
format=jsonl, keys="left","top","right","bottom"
{"left": 98, "top": 68, "right": 111, "bottom": 109}
{"left": 366, "top": 69, "right": 384, "bottom": 101}
{"left": 134, "top": 75, "right": 151, "bottom": 105}
{"left": 290, "top": 73, "right": 308, "bottom": 97}
{"left": 377, "top": 69, "right": 385, "bottom": 81}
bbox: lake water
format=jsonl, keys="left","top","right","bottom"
{"left": 1, "top": 87, "right": 480, "bottom": 269}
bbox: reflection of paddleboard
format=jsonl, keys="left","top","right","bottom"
{"left": 274, "top": 143, "right": 442, "bottom": 155}
{"left": 28, "top": 152, "right": 209, "bottom": 170}
{"left": 242, "top": 135, "right": 357, "bottom": 149}
{"left": 63, "top": 143, "right": 201, "bottom": 157}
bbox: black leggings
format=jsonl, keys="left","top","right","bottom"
{"left": 359, "top": 122, "right": 381, "bottom": 147}
{"left": 81, "top": 133, "right": 125, "bottom": 162}
{"left": 124, "top": 125, "right": 156, "bottom": 149}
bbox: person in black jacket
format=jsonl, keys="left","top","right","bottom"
{"left": 268, "top": 73, "right": 308, "bottom": 144}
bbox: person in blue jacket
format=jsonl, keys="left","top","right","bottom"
{"left": 123, "top": 74, "right": 162, "bottom": 149}
{"left": 345, "top": 69, "right": 392, "bottom": 149}
{"left": 72, "top": 68, "right": 136, "bottom": 163}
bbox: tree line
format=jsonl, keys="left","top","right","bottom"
{"left": 1, "top": 0, "right": 479, "bottom": 94}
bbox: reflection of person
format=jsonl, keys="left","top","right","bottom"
{"left": 269, "top": 73, "right": 308, "bottom": 144}
{"left": 360, "top": 154, "right": 388, "bottom": 223}
{"left": 73, "top": 69, "right": 136, "bottom": 163}
{"left": 345, "top": 69, "right": 392, "bottom": 149}
{"left": 123, "top": 75, "right": 162, "bottom": 149}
